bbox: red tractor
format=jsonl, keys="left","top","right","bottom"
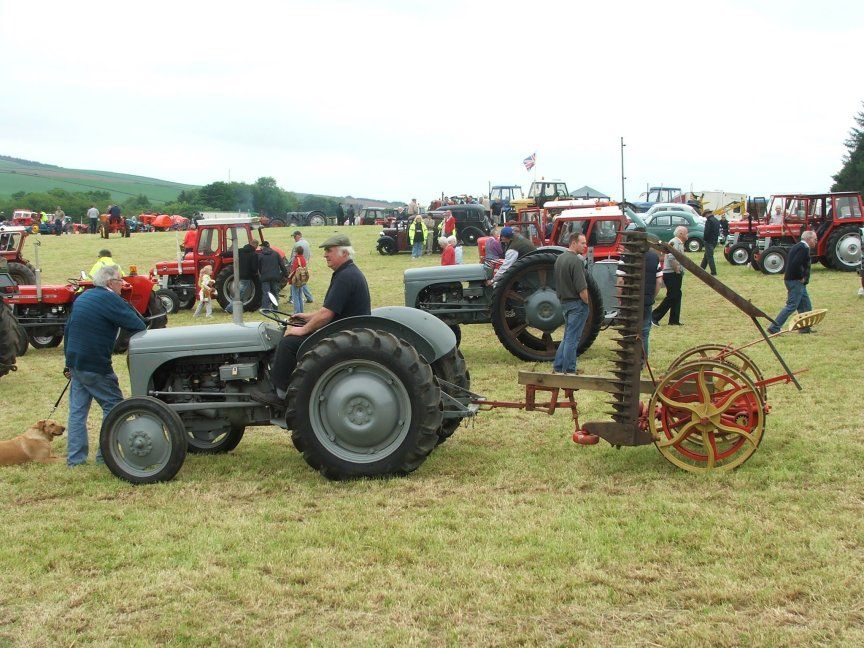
{"left": 6, "top": 270, "right": 166, "bottom": 351}
{"left": 751, "top": 192, "right": 864, "bottom": 274}
{"left": 149, "top": 215, "right": 288, "bottom": 313}
{"left": 98, "top": 213, "right": 132, "bottom": 238}
{"left": 0, "top": 224, "right": 38, "bottom": 285}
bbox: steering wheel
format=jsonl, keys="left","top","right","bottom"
{"left": 259, "top": 307, "right": 303, "bottom": 328}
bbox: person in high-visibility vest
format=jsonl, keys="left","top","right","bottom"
{"left": 88, "top": 249, "right": 124, "bottom": 278}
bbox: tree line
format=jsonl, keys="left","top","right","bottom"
{"left": 832, "top": 102, "right": 864, "bottom": 193}
{"left": 0, "top": 176, "right": 346, "bottom": 222}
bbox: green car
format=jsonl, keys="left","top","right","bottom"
{"left": 643, "top": 210, "right": 705, "bottom": 252}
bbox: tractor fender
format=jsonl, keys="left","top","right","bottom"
{"left": 298, "top": 306, "right": 456, "bottom": 365}
{"left": 525, "top": 245, "right": 567, "bottom": 258}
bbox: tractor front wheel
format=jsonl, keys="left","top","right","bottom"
{"left": 760, "top": 246, "right": 787, "bottom": 275}
{"left": 727, "top": 243, "right": 751, "bottom": 266}
{"left": 28, "top": 328, "right": 63, "bottom": 349}
{"left": 100, "top": 396, "right": 188, "bottom": 484}
{"left": 154, "top": 288, "right": 181, "bottom": 315}
{"left": 287, "top": 328, "right": 442, "bottom": 480}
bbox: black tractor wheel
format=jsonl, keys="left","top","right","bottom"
{"left": 825, "top": 226, "right": 861, "bottom": 271}
{"left": 490, "top": 252, "right": 603, "bottom": 362}
{"left": 114, "top": 291, "right": 166, "bottom": 354}
{"left": 377, "top": 237, "right": 397, "bottom": 255}
{"left": 11, "top": 314, "right": 27, "bottom": 357}
{"left": 154, "top": 288, "right": 181, "bottom": 315}
{"left": 461, "top": 227, "right": 483, "bottom": 246}
{"left": 28, "top": 328, "right": 63, "bottom": 349}
{"left": 760, "top": 246, "right": 787, "bottom": 275}
{"left": 0, "top": 302, "right": 18, "bottom": 379}
{"left": 287, "top": 328, "right": 442, "bottom": 480}
{"left": 214, "top": 268, "right": 261, "bottom": 311}
{"left": 100, "top": 396, "right": 188, "bottom": 484}
{"left": 175, "top": 287, "right": 196, "bottom": 310}
{"left": 449, "top": 324, "right": 461, "bottom": 347}
{"left": 727, "top": 243, "right": 752, "bottom": 266}
{"left": 7, "top": 261, "right": 36, "bottom": 286}
{"left": 686, "top": 237, "right": 703, "bottom": 253}
{"left": 309, "top": 212, "right": 326, "bottom": 227}
{"left": 186, "top": 424, "right": 245, "bottom": 454}
{"left": 750, "top": 254, "right": 763, "bottom": 272}
{"left": 431, "top": 347, "right": 470, "bottom": 445}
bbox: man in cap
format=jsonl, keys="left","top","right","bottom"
{"left": 290, "top": 230, "right": 314, "bottom": 303}
{"left": 250, "top": 233, "right": 371, "bottom": 408}
{"left": 493, "top": 226, "right": 536, "bottom": 283}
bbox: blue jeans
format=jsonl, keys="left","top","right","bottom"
{"left": 302, "top": 284, "right": 313, "bottom": 302}
{"left": 412, "top": 241, "right": 423, "bottom": 258}
{"left": 553, "top": 299, "right": 589, "bottom": 373}
{"left": 67, "top": 369, "right": 124, "bottom": 466}
{"left": 260, "top": 280, "right": 280, "bottom": 309}
{"left": 769, "top": 280, "right": 812, "bottom": 333}
{"left": 642, "top": 302, "right": 653, "bottom": 362}
{"left": 291, "top": 285, "right": 304, "bottom": 313}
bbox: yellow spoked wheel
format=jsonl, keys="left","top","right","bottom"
{"left": 669, "top": 344, "right": 767, "bottom": 400}
{"left": 649, "top": 360, "right": 766, "bottom": 473}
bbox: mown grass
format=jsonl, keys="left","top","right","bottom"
{"left": 1, "top": 226, "right": 863, "bottom": 646}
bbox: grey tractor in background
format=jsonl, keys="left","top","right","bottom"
{"left": 404, "top": 247, "right": 621, "bottom": 361}
{"left": 100, "top": 305, "right": 473, "bottom": 484}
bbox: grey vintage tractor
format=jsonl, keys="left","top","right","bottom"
{"left": 100, "top": 295, "right": 473, "bottom": 483}
{"left": 404, "top": 248, "right": 620, "bottom": 362}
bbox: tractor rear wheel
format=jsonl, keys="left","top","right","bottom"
{"left": 215, "top": 268, "right": 261, "bottom": 312}
{"left": 100, "top": 396, "right": 188, "bottom": 484}
{"left": 760, "top": 246, "right": 787, "bottom": 275}
{"left": 727, "top": 243, "right": 751, "bottom": 266}
{"left": 431, "top": 347, "right": 470, "bottom": 445}
{"left": 490, "top": 252, "right": 603, "bottom": 362}
{"left": 309, "top": 213, "right": 326, "bottom": 227}
{"left": 287, "top": 328, "right": 442, "bottom": 480}
{"left": 825, "top": 226, "right": 861, "bottom": 271}
{"left": 0, "top": 302, "right": 18, "bottom": 379}
{"left": 7, "top": 261, "right": 36, "bottom": 286}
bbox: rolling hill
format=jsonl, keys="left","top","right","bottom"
{"left": 0, "top": 156, "right": 198, "bottom": 204}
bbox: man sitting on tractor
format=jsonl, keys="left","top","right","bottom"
{"left": 493, "top": 226, "right": 536, "bottom": 284}
{"left": 250, "top": 234, "right": 371, "bottom": 408}
{"left": 108, "top": 204, "right": 122, "bottom": 226}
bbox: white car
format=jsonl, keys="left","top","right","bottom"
{"left": 644, "top": 202, "right": 704, "bottom": 224}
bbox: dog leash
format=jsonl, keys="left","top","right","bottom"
{"left": 46, "top": 378, "right": 72, "bottom": 419}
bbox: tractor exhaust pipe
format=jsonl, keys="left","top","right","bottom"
{"left": 230, "top": 226, "right": 243, "bottom": 325}
{"left": 34, "top": 238, "right": 42, "bottom": 301}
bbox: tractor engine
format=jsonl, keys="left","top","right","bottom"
{"left": 415, "top": 281, "right": 490, "bottom": 326}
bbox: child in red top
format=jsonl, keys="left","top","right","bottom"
{"left": 288, "top": 248, "right": 309, "bottom": 314}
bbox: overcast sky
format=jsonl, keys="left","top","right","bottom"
{"left": 2, "top": 0, "right": 863, "bottom": 203}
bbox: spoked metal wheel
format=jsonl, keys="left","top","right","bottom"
{"left": 649, "top": 360, "right": 765, "bottom": 473}
{"left": 490, "top": 252, "right": 602, "bottom": 361}
{"left": 669, "top": 344, "right": 767, "bottom": 400}
{"left": 100, "top": 397, "right": 188, "bottom": 483}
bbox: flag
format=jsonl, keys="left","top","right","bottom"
{"left": 523, "top": 153, "right": 536, "bottom": 171}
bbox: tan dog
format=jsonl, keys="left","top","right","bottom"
{"left": 0, "top": 419, "right": 66, "bottom": 466}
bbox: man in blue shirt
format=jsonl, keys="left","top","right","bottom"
{"left": 63, "top": 265, "right": 146, "bottom": 466}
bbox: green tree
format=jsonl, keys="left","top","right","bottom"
{"left": 198, "top": 181, "right": 235, "bottom": 210}
{"left": 832, "top": 102, "right": 864, "bottom": 192}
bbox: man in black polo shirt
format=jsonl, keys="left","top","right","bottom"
{"left": 251, "top": 234, "right": 371, "bottom": 407}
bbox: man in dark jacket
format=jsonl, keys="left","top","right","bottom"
{"left": 257, "top": 241, "right": 287, "bottom": 309}
{"left": 494, "top": 226, "right": 536, "bottom": 283}
{"left": 226, "top": 243, "right": 260, "bottom": 313}
{"left": 700, "top": 210, "right": 720, "bottom": 275}
{"left": 768, "top": 230, "right": 817, "bottom": 334}
{"left": 64, "top": 264, "right": 146, "bottom": 466}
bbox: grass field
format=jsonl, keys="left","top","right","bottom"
{"left": 0, "top": 158, "right": 196, "bottom": 205}
{"left": 1, "top": 226, "right": 863, "bottom": 645}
